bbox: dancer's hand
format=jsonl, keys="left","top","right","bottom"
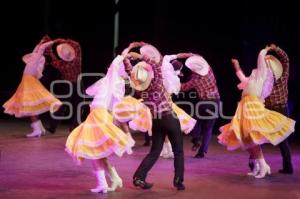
{"left": 176, "top": 52, "right": 193, "bottom": 59}
{"left": 126, "top": 52, "right": 142, "bottom": 60}
{"left": 38, "top": 41, "right": 54, "bottom": 52}
{"left": 39, "top": 35, "right": 51, "bottom": 44}
{"left": 122, "top": 42, "right": 147, "bottom": 56}
{"left": 231, "top": 58, "right": 241, "bottom": 71}
{"left": 265, "top": 43, "right": 277, "bottom": 51}
{"left": 264, "top": 46, "right": 272, "bottom": 51}
{"left": 129, "top": 41, "right": 146, "bottom": 49}
{"left": 53, "top": 38, "right": 66, "bottom": 44}
{"left": 121, "top": 48, "right": 130, "bottom": 56}
{"left": 269, "top": 43, "right": 277, "bottom": 49}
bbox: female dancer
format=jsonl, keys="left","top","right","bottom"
{"left": 3, "top": 40, "right": 62, "bottom": 137}
{"left": 65, "top": 55, "right": 134, "bottom": 193}
{"left": 218, "top": 47, "right": 295, "bottom": 178}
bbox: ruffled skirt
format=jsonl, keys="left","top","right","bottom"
{"left": 218, "top": 95, "right": 295, "bottom": 150}
{"left": 3, "top": 74, "right": 62, "bottom": 117}
{"left": 113, "top": 96, "right": 196, "bottom": 135}
{"left": 65, "top": 107, "right": 134, "bottom": 164}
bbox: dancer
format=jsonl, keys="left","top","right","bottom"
{"left": 160, "top": 55, "right": 196, "bottom": 159}
{"left": 264, "top": 44, "right": 294, "bottom": 174}
{"left": 43, "top": 37, "right": 84, "bottom": 133}
{"left": 3, "top": 40, "right": 62, "bottom": 138}
{"left": 122, "top": 42, "right": 186, "bottom": 190}
{"left": 65, "top": 55, "right": 134, "bottom": 193}
{"left": 179, "top": 53, "right": 220, "bottom": 158}
{"left": 218, "top": 47, "right": 295, "bottom": 178}
{"left": 113, "top": 59, "right": 195, "bottom": 159}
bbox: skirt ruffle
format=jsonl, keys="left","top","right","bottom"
{"left": 218, "top": 95, "right": 295, "bottom": 150}
{"left": 65, "top": 107, "right": 134, "bottom": 164}
{"left": 172, "top": 103, "right": 196, "bottom": 134}
{"left": 113, "top": 96, "right": 153, "bottom": 133}
{"left": 113, "top": 96, "right": 196, "bottom": 135}
{"left": 3, "top": 74, "right": 62, "bottom": 117}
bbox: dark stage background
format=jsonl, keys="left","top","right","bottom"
{"left": 0, "top": 0, "right": 299, "bottom": 141}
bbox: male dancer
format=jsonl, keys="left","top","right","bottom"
{"left": 122, "top": 42, "right": 185, "bottom": 190}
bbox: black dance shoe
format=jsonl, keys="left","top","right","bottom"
{"left": 279, "top": 168, "right": 293, "bottom": 174}
{"left": 248, "top": 160, "right": 255, "bottom": 171}
{"left": 173, "top": 178, "right": 185, "bottom": 191}
{"left": 194, "top": 151, "right": 205, "bottom": 159}
{"left": 45, "top": 127, "right": 56, "bottom": 134}
{"left": 143, "top": 141, "right": 151, "bottom": 146}
{"left": 191, "top": 143, "right": 200, "bottom": 151}
{"left": 133, "top": 177, "right": 153, "bottom": 189}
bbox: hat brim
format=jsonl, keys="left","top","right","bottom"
{"left": 265, "top": 55, "right": 283, "bottom": 80}
{"left": 130, "top": 62, "right": 153, "bottom": 91}
{"left": 185, "top": 55, "right": 209, "bottom": 76}
{"left": 56, "top": 43, "right": 76, "bottom": 62}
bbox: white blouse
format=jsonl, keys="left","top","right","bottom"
{"left": 236, "top": 49, "right": 274, "bottom": 101}
{"left": 162, "top": 55, "right": 181, "bottom": 95}
{"left": 87, "top": 55, "right": 125, "bottom": 111}
{"left": 23, "top": 55, "right": 45, "bottom": 79}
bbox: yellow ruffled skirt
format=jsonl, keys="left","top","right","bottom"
{"left": 218, "top": 95, "right": 295, "bottom": 150}
{"left": 113, "top": 96, "right": 152, "bottom": 133}
{"left": 171, "top": 103, "right": 196, "bottom": 134}
{"left": 113, "top": 96, "right": 196, "bottom": 135}
{"left": 65, "top": 107, "right": 134, "bottom": 164}
{"left": 3, "top": 74, "right": 62, "bottom": 117}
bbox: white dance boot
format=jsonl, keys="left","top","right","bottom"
{"left": 247, "top": 159, "right": 260, "bottom": 176}
{"left": 162, "top": 142, "right": 174, "bottom": 159}
{"left": 26, "top": 120, "right": 45, "bottom": 138}
{"left": 126, "top": 133, "right": 134, "bottom": 154}
{"left": 107, "top": 167, "right": 123, "bottom": 192}
{"left": 39, "top": 120, "right": 46, "bottom": 135}
{"left": 160, "top": 142, "right": 168, "bottom": 157}
{"left": 255, "top": 158, "right": 271, "bottom": 179}
{"left": 90, "top": 170, "right": 108, "bottom": 193}
{"left": 127, "top": 132, "right": 134, "bottom": 142}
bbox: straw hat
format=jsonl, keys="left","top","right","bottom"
{"left": 130, "top": 61, "right": 153, "bottom": 91}
{"left": 185, "top": 55, "right": 210, "bottom": 76}
{"left": 56, "top": 43, "right": 76, "bottom": 62}
{"left": 265, "top": 55, "right": 283, "bottom": 80}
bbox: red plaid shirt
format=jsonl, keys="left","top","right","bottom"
{"left": 46, "top": 39, "right": 82, "bottom": 82}
{"left": 265, "top": 47, "right": 289, "bottom": 107}
{"left": 124, "top": 56, "right": 173, "bottom": 115}
{"left": 181, "top": 69, "right": 220, "bottom": 100}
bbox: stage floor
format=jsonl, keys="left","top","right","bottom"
{"left": 0, "top": 120, "right": 299, "bottom": 199}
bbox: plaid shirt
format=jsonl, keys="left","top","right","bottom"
{"left": 264, "top": 47, "right": 289, "bottom": 108}
{"left": 181, "top": 70, "right": 220, "bottom": 100}
{"left": 46, "top": 39, "right": 82, "bottom": 82}
{"left": 124, "top": 56, "right": 173, "bottom": 115}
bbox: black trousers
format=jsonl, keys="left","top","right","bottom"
{"left": 267, "top": 105, "right": 293, "bottom": 170}
{"left": 191, "top": 99, "right": 219, "bottom": 154}
{"left": 144, "top": 133, "right": 151, "bottom": 143}
{"left": 134, "top": 112, "right": 184, "bottom": 182}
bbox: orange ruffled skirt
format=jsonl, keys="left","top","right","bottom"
{"left": 113, "top": 96, "right": 153, "bottom": 133}
{"left": 3, "top": 74, "right": 62, "bottom": 117}
{"left": 172, "top": 102, "right": 196, "bottom": 134}
{"left": 65, "top": 107, "right": 134, "bottom": 164}
{"left": 218, "top": 95, "right": 295, "bottom": 150}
